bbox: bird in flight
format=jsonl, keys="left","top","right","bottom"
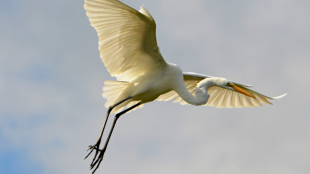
{"left": 83, "top": 0, "right": 286, "bottom": 173}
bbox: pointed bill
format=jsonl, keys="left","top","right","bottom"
{"left": 227, "top": 83, "right": 255, "bottom": 99}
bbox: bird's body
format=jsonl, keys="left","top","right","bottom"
{"left": 130, "top": 63, "right": 180, "bottom": 103}
{"left": 83, "top": 0, "right": 286, "bottom": 173}
{"left": 104, "top": 63, "right": 207, "bottom": 113}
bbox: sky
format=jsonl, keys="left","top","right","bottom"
{"left": 0, "top": 0, "right": 309, "bottom": 173}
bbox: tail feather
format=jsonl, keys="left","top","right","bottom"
{"left": 102, "top": 80, "right": 131, "bottom": 108}
{"left": 102, "top": 81, "right": 144, "bottom": 114}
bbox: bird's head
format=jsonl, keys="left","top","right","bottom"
{"left": 196, "top": 77, "right": 254, "bottom": 98}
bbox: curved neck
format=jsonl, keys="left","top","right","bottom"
{"left": 174, "top": 81, "right": 210, "bottom": 106}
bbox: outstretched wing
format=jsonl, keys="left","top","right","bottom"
{"left": 205, "top": 86, "right": 285, "bottom": 108}
{"left": 157, "top": 72, "right": 285, "bottom": 108}
{"left": 84, "top": 0, "right": 167, "bottom": 81}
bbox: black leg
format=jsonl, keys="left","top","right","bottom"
{"left": 90, "top": 102, "right": 141, "bottom": 174}
{"left": 85, "top": 97, "right": 132, "bottom": 162}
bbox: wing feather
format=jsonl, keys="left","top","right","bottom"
{"left": 242, "top": 94, "right": 255, "bottom": 107}
{"left": 213, "top": 89, "right": 226, "bottom": 108}
{"left": 238, "top": 93, "right": 244, "bottom": 107}
{"left": 222, "top": 90, "right": 231, "bottom": 108}
{"left": 231, "top": 90, "right": 236, "bottom": 107}
{"left": 157, "top": 91, "right": 179, "bottom": 101}
{"left": 85, "top": 0, "right": 166, "bottom": 81}
{"left": 206, "top": 87, "right": 222, "bottom": 106}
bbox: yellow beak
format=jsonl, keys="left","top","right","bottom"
{"left": 227, "top": 83, "right": 255, "bottom": 99}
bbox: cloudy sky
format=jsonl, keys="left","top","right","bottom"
{"left": 1, "top": 0, "right": 309, "bottom": 173}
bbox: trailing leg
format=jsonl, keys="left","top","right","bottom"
{"left": 85, "top": 97, "right": 132, "bottom": 162}
{"left": 90, "top": 102, "right": 141, "bottom": 174}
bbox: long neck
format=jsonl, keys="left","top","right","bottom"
{"left": 174, "top": 81, "right": 210, "bottom": 106}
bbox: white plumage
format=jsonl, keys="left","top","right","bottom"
{"left": 85, "top": 0, "right": 285, "bottom": 113}
{"left": 85, "top": 0, "right": 165, "bottom": 81}
{"left": 83, "top": 0, "right": 286, "bottom": 173}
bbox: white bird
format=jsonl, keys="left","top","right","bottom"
{"left": 83, "top": 0, "right": 286, "bottom": 173}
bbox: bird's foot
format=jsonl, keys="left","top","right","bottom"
{"left": 85, "top": 140, "right": 107, "bottom": 174}
{"left": 89, "top": 147, "right": 106, "bottom": 174}
{"left": 84, "top": 140, "right": 100, "bottom": 160}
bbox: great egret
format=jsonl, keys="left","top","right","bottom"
{"left": 83, "top": 0, "right": 286, "bottom": 173}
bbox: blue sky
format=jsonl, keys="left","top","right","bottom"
{"left": 1, "top": 0, "right": 310, "bottom": 174}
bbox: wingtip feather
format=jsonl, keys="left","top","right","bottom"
{"left": 139, "top": 5, "right": 154, "bottom": 20}
{"left": 272, "top": 93, "right": 287, "bottom": 100}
